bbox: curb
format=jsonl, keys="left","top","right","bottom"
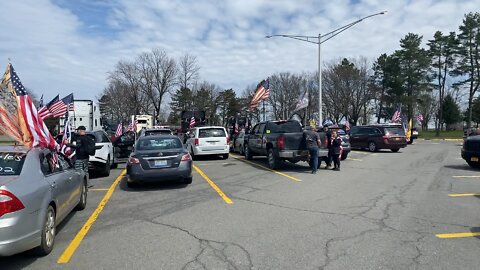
{"left": 418, "top": 138, "right": 463, "bottom": 142}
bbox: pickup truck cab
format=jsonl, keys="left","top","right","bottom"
{"left": 244, "top": 120, "right": 311, "bottom": 169}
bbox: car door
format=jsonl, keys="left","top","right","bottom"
{"left": 349, "top": 127, "right": 361, "bottom": 148}
{"left": 40, "top": 152, "right": 70, "bottom": 221}
{"left": 256, "top": 123, "right": 267, "bottom": 155}
{"left": 58, "top": 155, "right": 82, "bottom": 214}
{"left": 249, "top": 124, "right": 261, "bottom": 153}
{"left": 185, "top": 128, "right": 196, "bottom": 152}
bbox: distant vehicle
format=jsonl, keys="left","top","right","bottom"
{"left": 185, "top": 126, "right": 230, "bottom": 159}
{"left": 60, "top": 100, "right": 102, "bottom": 131}
{"left": 84, "top": 130, "right": 116, "bottom": 176}
{"left": 0, "top": 146, "right": 87, "bottom": 256}
{"left": 231, "top": 131, "right": 246, "bottom": 155}
{"left": 180, "top": 111, "right": 206, "bottom": 133}
{"left": 138, "top": 128, "right": 173, "bottom": 137}
{"left": 461, "top": 135, "right": 480, "bottom": 168}
{"left": 126, "top": 135, "right": 192, "bottom": 187}
{"left": 409, "top": 127, "right": 419, "bottom": 144}
{"left": 349, "top": 124, "right": 407, "bottom": 152}
{"left": 113, "top": 131, "right": 136, "bottom": 163}
{"left": 131, "top": 115, "right": 154, "bottom": 133}
{"left": 244, "top": 120, "right": 317, "bottom": 169}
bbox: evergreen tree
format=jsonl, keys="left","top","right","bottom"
{"left": 442, "top": 94, "right": 461, "bottom": 128}
{"left": 169, "top": 87, "right": 193, "bottom": 125}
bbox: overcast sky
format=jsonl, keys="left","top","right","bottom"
{"left": 0, "top": 0, "right": 478, "bottom": 101}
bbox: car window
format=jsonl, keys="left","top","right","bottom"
{"left": 40, "top": 152, "right": 59, "bottom": 175}
{"left": 257, "top": 124, "right": 266, "bottom": 134}
{"left": 86, "top": 134, "right": 98, "bottom": 143}
{"left": 101, "top": 133, "right": 110, "bottom": 143}
{"left": 0, "top": 152, "right": 26, "bottom": 176}
{"left": 137, "top": 137, "right": 183, "bottom": 151}
{"left": 384, "top": 127, "right": 406, "bottom": 136}
{"left": 199, "top": 128, "right": 226, "bottom": 138}
{"left": 145, "top": 130, "right": 172, "bottom": 136}
{"left": 118, "top": 132, "right": 135, "bottom": 143}
{"left": 252, "top": 125, "right": 259, "bottom": 134}
{"left": 267, "top": 121, "right": 302, "bottom": 133}
{"left": 58, "top": 155, "right": 72, "bottom": 170}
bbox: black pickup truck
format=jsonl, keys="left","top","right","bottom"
{"left": 461, "top": 135, "right": 480, "bottom": 168}
{"left": 244, "top": 120, "right": 327, "bottom": 169}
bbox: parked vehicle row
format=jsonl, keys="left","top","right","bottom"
{"left": 349, "top": 124, "right": 407, "bottom": 152}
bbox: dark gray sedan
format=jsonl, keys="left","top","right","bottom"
{"left": 0, "top": 146, "right": 87, "bottom": 256}
{"left": 126, "top": 135, "right": 192, "bottom": 187}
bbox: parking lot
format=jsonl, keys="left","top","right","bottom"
{"left": 2, "top": 140, "right": 480, "bottom": 269}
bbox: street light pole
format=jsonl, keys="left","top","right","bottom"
{"left": 266, "top": 11, "right": 386, "bottom": 126}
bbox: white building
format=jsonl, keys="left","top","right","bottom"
{"left": 60, "top": 100, "right": 102, "bottom": 131}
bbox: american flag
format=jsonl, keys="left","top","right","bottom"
{"left": 49, "top": 93, "right": 74, "bottom": 118}
{"left": 249, "top": 78, "right": 270, "bottom": 109}
{"left": 416, "top": 114, "right": 424, "bottom": 123}
{"left": 234, "top": 121, "right": 239, "bottom": 133}
{"left": 6, "top": 64, "right": 56, "bottom": 149}
{"left": 39, "top": 94, "right": 44, "bottom": 108}
{"left": 127, "top": 117, "right": 138, "bottom": 132}
{"left": 293, "top": 91, "right": 308, "bottom": 112}
{"left": 38, "top": 95, "right": 59, "bottom": 119}
{"left": 59, "top": 109, "right": 74, "bottom": 158}
{"left": 115, "top": 122, "right": 123, "bottom": 138}
{"left": 391, "top": 109, "right": 401, "bottom": 123}
{"left": 345, "top": 117, "right": 350, "bottom": 131}
{"left": 189, "top": 116, "right": 196, "bottom": 128}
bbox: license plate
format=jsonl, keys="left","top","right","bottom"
{"left": 154, "top": 160, "right": 167, "bottom": 166}
{"left": 471, "top": 157, "right": 479, "bottom": 162}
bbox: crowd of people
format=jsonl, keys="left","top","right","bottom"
{"left": 304, "top": 126, "right": 343, "bottom": 174}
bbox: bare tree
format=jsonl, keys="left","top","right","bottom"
{"left": 178, "top": 53, "right": 200, "bottom": 90}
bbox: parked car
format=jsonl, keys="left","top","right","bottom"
{"left": 138, "top": 128, "right": 173, "bottom": 137}
{"left": 230, "top": 131, "right": 245, "bottom": 155}
{"left": 113, "top": 131, "right": 136, "bottom": 163}
{"left": 126, "top": 135, "right": 192, "bottom": 187}
{"left": 244, "top": 120, "right": 318, "bottom": 169}
{"left": 185, "top": 126, "right": 230, "bottom": 159}
{"left": 349, "top": 124, "right": 407, "bottom": 152}
{"left": 461, "top": 135, "right": 480, "bottom": 168}
{"left": 83, "top": 130, "right": 116, "bottom": 176}
{"left": 0, "top": 146, "right": 87, "bottom": 256}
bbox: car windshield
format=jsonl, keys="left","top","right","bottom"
{"left": 267, "top": 121, "right": 302, "bottom": 133}
{"left": 385, "top": 127, "right": 405, "bottom": 136}
{"left": 199, "top": 128, "right": 226, "bottom": 138}
{"left": 0, "top": 152, "right": 26, "bottom": 176}
{"left": 137, "top": 138, "right": 182, "bottom": 151}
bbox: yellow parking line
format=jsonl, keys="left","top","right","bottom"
{"left": 347, "top": 158, "right": 362, "bottom": 161}
{"left": 230, "top": 154, "right": 302, "bottom": 182}
{"left": 89, "top": 188, "right": 109, "bottom": 191}
{"left": 193, "top": 165, "right": 233, "bottom": 204}
{"left": 448, "top": 193, "right": 480, "bottom": 197}
{"left": 436, "top": 232, "right": 480, "bottom": 239}
{"left": 452, "top": 176, "right": 480, "bottom": 178}
{"left": 57, "top": 170, "right": 126, "bottom": 264}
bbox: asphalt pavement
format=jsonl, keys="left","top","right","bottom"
{"left": 2, "top": 139, "right": 480, "bottom": 269}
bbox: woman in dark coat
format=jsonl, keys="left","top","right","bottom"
{"left": 331, "top": 131, "right": 342, "bottom": 171}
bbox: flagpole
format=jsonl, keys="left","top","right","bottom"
{"left": 262, "top": 100, "right": 266, "bottom": 121}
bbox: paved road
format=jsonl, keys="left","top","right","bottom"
{"left": 2, "top": 140, "right": 480, "bottom": 269}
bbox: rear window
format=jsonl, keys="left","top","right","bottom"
{"left": 267, "top": 121, "right": 302, "bottom": 133}
{"left": 384, "top": 127, "right": 405, "bottom": 136}
{"left": 138, "top": 120, "right": 148, "bottom": 124}
{"left": 0, "top": 152, "right": 26, "bottom": 176}
{"left": 145, "top": 130, "right": 171, "bottom": 136}
{"left": 137, "top": 138, "right": 182, "bottom": 151}
{"left": 199, "top": 128, "right": 226, "bottom": 138}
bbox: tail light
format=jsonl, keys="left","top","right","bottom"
{"left": 226, "top": 136, "right": 230, "bottom": 145}
{"left": 194, "top": 138, "right": 199, "bottom": 146}
{"left": 382, "top": 135, "right": 390, "bottom": 143}
{"left": 128, "top": 157, "right": 140, "bottom": 164}
{"left": 276, "top": 136, "right": 285, "bottom": 150}
{"left": 181, "top": 153, "right": 192, "bottom": 162}
{"left": 0, "top": 190, "right": 25, "bottom": 217}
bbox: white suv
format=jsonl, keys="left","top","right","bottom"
{"left": 86, "top": 130, "right": 116, "bottom": 176}
{"left": 185, "top": 126, "right": 230, "bottom": 159}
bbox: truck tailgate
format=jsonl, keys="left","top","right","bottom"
{"left": 279, "top": 133, "right": 306, "bottom": 150}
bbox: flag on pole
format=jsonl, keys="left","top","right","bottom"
{"left": 345, "top": 117, "right": 351, "bottom": 131}
{"left": 49, "top": 93, "right": 74, "bottom": 118}
{"left": 234, "top": 121, "right": 239, "bottom": 133}
{"left": 416, "top": 114, "right": 424, "bottom": 123}
{"left": 189, "top": 116, "right": 196, "bottom": 129}
{"left": 38, "top": 95, "right": 59, "bottom": 120}
{"left": 115, "top": 122, "right": 123, "bottom": 138}
{"left": 249, "top": 78, "right": 270, "bottom": 110}
{"left": 39, "top": 94, "right": 44, "bottom": 108}
{"left": 391, "top": 107, "right": 401, "bottom": 123}
{"left": 293, "top": 91, "right": 309, "bottom": 112}
{"left": 127, "top": 117, "right": 138, "bottom": 132}
{"left": 60, "top": 110, "right": 74, "bottom": 158}
{"left": 1, "top": 63, "right": 56, "bottom": 149}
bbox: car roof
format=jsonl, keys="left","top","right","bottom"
{"left": 137, "top": 135, "right": 179, "bottom": 140}
{"left": 196, "top": 126, "right": 225, "bottom": 129}
{"left": 0, "top": 145, "right": 31, "bottom": 153}
{"left": 145, "top": 128, "right": 171, "bottom": 131}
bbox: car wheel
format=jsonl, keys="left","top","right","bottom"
{"left": 190, "top": 147, "right": 196, "bottom": 160}
{"left": 341, "top": 153, "right": 348, "bottom": 160}
{"left": 35, "top": 205, "right": 56, "bottom": 256}
{"left": 111, "top": 162, "right": 118, "bottom": 169}
{"left": 184, "top": 177, "right": 193, "bottom": 184}
{"left": 101, "top": 156, "right": 111, "bottom": 177}
{"left": 368, "top": 141, "right": 377, "bottom": 152}
{"left": 76, "top": 180, "right": 88, "bottom": 211}
{"left": 267, "top": 148, "right": 279, "bottom": 169}
{"left": 391, "top": 148, "right": 400, "bottom": 153}
{"left": 245, "top": 146, "right": 253, "bottom": 160}
{"left": 467, "top": 161, "right": 480, "bottom": 168}
{"left": 127, "top": 180, "right": 138, "bottom": 188}
{"left": 222, "top": 153, "right": 229, "bottom": 159}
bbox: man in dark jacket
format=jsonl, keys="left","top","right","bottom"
{"left": 67, "top": 126, "right": 95, "bottom": 171}
{"left": 324, "top": 126, "right": 333, "bottom": 169}
{"left": 304, "top": 127, "right": 321, "bottom": 174}
{"left": 331, "top": 131, "right": 342, "bottom": 171}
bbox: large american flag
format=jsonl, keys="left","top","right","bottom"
{"left": 49, "top": 93, "right": 74, "bottom": 118}
{"left": 7, "top": 64, "right": 56, "bottom": 149}
{"left": 391, "top": 109, "right": 401, "bottom": 123}
{"left": 115, "top": 122, "right": 123, "bottom": 138}
{"left": 189, "top": 116, "right": 196, "bottom": 128}
{"left": 249, "top": 78, "right": 270, "bottom": 110}
{"left": 38, "top": 95, "right": 59, "bottom": 119}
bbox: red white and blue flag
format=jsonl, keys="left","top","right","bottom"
{"left": 416, "top": 114, "right": 424, "bottom": 123}
{"left": 345, "top": 117, "right": 350, "bottom": 131}
{"left": 115, "top": 122, "right": 123, "bottom": 138}
{"left": 189, "top": 116, "right": 196, "bottom": 129}
{"left": 127, "top": 117, "right": 138, "bottom": 132}
{"left": 391, "top": 108, "right": 401, "bottom": 123}
{"left": 249, "top": 78, "right": 270, "bottom": 110}
{"left": 38, "top": 95, "right": 59, "bottom": 119}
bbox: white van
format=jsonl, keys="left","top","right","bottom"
{"left": 185, "top": 126, "right": 229, "bottom": 159}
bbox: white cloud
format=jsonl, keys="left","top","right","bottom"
{"left": 0, "top": 0, "right": 478, "bottom": 104}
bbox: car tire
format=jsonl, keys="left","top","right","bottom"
{"left": 245, "top": 146, "right": 253, "bottom": 160}
{"left": 190, "top": 147, "right": 196, "bottom": 160}
{"left": 222, "top": 153, "right": 229, "bottom": 159}
{"left": 184, "top": 177, "right": 193, "bottom": 184}
{"left": 341, "top": 153, "right": 348, "bottom": 160}
{"left": 111, "top": 162, "right": 118, "bottom": 169}
{"left": 391, "top": 148, "right": 400, "bottom": 153}
{"left": 466, "top": 161, "right": 480, "bottom": 168}
{"left": 127, "top": 180, "right": 138, "bottom": 188}
{"left": 267, "top": 148, "right": 280, "bottom": 169}
{"left": 368, "top": 141, "right": 377, "bottom": 152}
{"left": 76, "top": 180, "right": 88, "bottom": 211}
{"left": 101, "top": 156, "right": 111, "bottom": 177}
{"left": 35, "top": 205, "right": 56, "bottom": 256}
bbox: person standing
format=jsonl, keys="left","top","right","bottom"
{"left": 331, "top": 131, "right": 342, "bottom": 171}
{"left": 67, "top": 126, "right": 95, "bottom": 172}
{"left": 324, "top": 126, "right": 333, "bottom": 169}
{"left": 304, "top": 127, "right": 321, "bottom": 174}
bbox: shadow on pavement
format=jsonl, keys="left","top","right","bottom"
{"left": 444, "top": 164, "right": 480, "bottom": 172}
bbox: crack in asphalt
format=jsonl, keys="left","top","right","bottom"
{"left": 138, "top": 217, "right": 254, "bottom": 270}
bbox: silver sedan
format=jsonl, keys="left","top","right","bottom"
{"left": 0, "top": 146, "right": 87, "bottom": 256}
